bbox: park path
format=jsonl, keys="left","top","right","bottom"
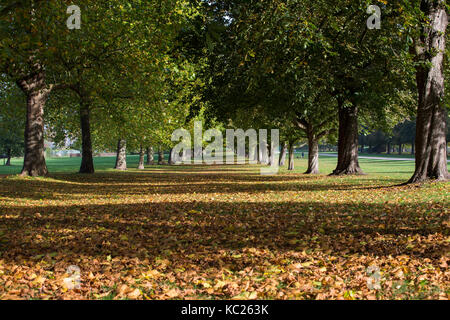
{"left": 318, "top": 153, "right": 450, "bottom": 162}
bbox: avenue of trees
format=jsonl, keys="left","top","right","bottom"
{"left": 0, "top": 0, "right": 449, "bottom": 183}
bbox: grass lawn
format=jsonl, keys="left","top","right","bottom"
{"left": 0, "top": 156, "right": 448, "bottom": 299}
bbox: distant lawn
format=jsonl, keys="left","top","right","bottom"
{"left": 319, "top": 152, "right": 416, "bottom": 159}
{"left": 0, "top": 154, "right": 423, "bottom": 180}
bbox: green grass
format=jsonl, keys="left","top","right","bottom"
{"left": 0, "top": 154, "right": 426, "bottom": 181}
{"left": 319, "top": 152, "right": 416, "bottom": 159}
{"left": 0, "top": 157, "right": 448, "bottom": 300}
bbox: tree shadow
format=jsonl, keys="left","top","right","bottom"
{"left": 0, "top": 199, "right": 446, "bottom": 265}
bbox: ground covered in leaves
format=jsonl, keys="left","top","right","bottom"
{"left": 0, "top": 160, "right": 448, "bottom": 300}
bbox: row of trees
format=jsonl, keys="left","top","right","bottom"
{"left": 197, "top": 0, "right": 449, "bottom": 182}
{"left": 0, "top": 0, "right": 448, "bottom": 184}
{"left": 0, "top": 0, "right": 201, "bottom": 174}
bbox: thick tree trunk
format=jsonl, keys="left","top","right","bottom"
{"left": 17, "top": 72, "right": 49, "bottom": 176}
{"left": 331, "top": 103, "right": 364, "bottom": 175}
{"left": 288, "top": 142, "right": 295, "bottom": 171}
{"left": 79, "top": 102, "right": 94, "bottom": 174}
{"left": 114, "top": 139, "right": 127, "bottom": 170}
{"left": 158, "top": 147, "right": 165, "bottom": 165}
{"left": 5, "top": 148, "right": 11, "bottom": 166}
{"left": 409, "top": 1, "right": 449, "bottom": 183}
{"left": 146, "top": 147, "right": 154, "bottom": 165}
{"left": 279, "top": 142, "right": 287, "bottom": 166}
{"left": 138, "top": 146, "right": 145, "bottom": 170}
{"left": 305, "top": 135, "right": 319, "bottom": 174}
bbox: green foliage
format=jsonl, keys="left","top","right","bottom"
{"left": 0, "top": 77, "right": 25, "bottom": 157}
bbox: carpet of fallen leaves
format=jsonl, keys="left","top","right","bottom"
{"left": 0, "top": 165, "right": 448, "bottom": 300}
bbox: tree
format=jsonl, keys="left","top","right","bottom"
{"left": 408, "top": 0, "right": 449, "bottom": 182}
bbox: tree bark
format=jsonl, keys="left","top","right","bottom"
{"left": 146, "top": 147, "right": 154, "bottom": 165}
{"left": 409, "top": 1, "right": 449, "bottom": 183}
{"left": 16, "top": 71, "right": 49, "bottom": 176}
{"left": 158, "top": 147, "right": 165, "bottom": 165}
{"left": 279, "top": 142, "right": 287, "bottom": 166}
{"left": 114, "top": 139, "right": 127, "bottom": 170}
{"left": 5, "top": 147, "right": 11, "bottom": 166}
{"left": 411, "top": 140, "right": 415, "bottom": 155}
{"left": 305, "top": 135, "right": 319, "bottom": 174}
{"left": 288, "top": 142, "right": 295, "bottom": 171}
{"left": 331, "top": 103, "right": 364, "bottom": 175}
{"left": 79, "top": 102, "right": 95, "bottom": 174}
{"left": 268, "top": 140, "right": 276, "bottom": 166}
{"left": 169, "top": 148, "right": 175, "bottom": 165}
{"left": 399, "top": 143, "right": 402, "bottom": 155}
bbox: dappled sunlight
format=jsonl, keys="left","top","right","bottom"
{"left": 0, "top": 164, "right": 448, "bottom": 299}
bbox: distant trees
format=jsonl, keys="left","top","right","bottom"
{"left": 0, "top": 78, "right": 25, "bottom": 165}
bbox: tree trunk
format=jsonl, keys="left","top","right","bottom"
{"left": 411, "top": 140, "right": 415, "bottom": 155}
{"left": 79, "top": 102, "right": 94, "bottom": 174}
{"left": 146, "top": 147, "right": 154, "bottom": 165}
{"left": 279, "top": 142, "right": 287, "bottom": 166}
{"left": 305, "top": 135, "right": 319, "bottom": 174}
{"left": 158, "top": 147, "right": 164, "bottom": 165}
{"left": 114, "top": 139, "right": 127, "bottom": 170}
{"left": 5, "top": 148, "right": 11, "bottom": 166}
{"left": 169, "top": 148, "right": 175, "bottom": 165}
{"left": 399, "top": 143, "right": 402, "bottom": 155}
{"left": 138, "top": 146, "right": 145, "bottom": 170}
{"left": 331, "top": 103, "right": 364, "bottom": 175}
{"left": 16, "top": 72, "right": 49, "bottom": 176}
{"left": 288, "top": 142, "right": 295, "bottom": 171}
{"left": 268, "top": 140, "right": 276, "bottom": 166}
{"left": 409, "top": 1, "right": 448, "bottom": 182}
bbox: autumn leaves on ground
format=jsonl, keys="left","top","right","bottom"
{"left": 0, "top": 158, "right": 448, "bottom": 300}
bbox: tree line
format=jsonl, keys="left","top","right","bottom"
{"left": 0, "top": 0, "right": 448, "bottom": 183}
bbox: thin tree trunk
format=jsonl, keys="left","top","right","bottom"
{"left": 279, "top": 142, "right": 287, "bottom": 166}
{"left": 288, "top": 142, "right": 295, "bottom": 171}
{"left": 114, "top": 139, "right": 127, "bottom": 170}
{"left": 409, "top": 1, "right": 449, "bottom": 182}
{"left": 268, "top": 140, "right": 276, "bottom": 166}
{"left": 16, "top": 72, "right": 49, "bottom": 176}
{"left": 411, "top": 140, "right": 415, "bottom": 155}
{"left": 305, "top": 135, "right": 319, "bottom": 174}
{"left": 5, "top": 148, "right": 11, "bottom": 166}
{"left": 158, "top": 147, "right": 164, "bottom": 165}
{"left": 331, "top": 103, "right": 364, "bottom": 175}
{"left": 399, "top": 143, "right": 402, "bottom": 155}
{"left": 169, "top": 148, "right": 175, "bottom": 165}
{"left": 138, "top": 146, "right": 145, "bottom": 170}
{"left": 79, "top": 102, "right": 94, "bottom": 174}
{"left": 146, "top": 147, "right": 154, "bottom": 165}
